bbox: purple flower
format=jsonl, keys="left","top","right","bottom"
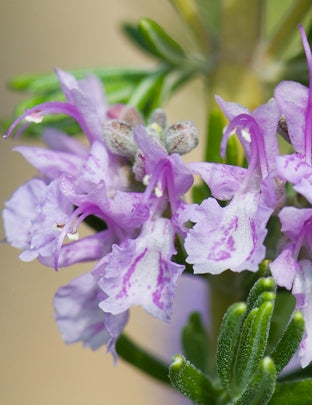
{"left": 54, "top": 272, "right": 129, "bottom": 361}
{"left": 92, "top": 218, "right": 184, "bottom": 322}
{"left": 269, "top": 26, "right": 312, "bottom": 368}
{"left": 182, "top": 97, "right": 281, "bottom": 274}
{"left": 4, "top": 68, "right": 109, "bottom": 143}
{"left": 91, "top": 125, "right": 195, "bottom": 321}
{"left": 3, "top": 178, "right": 74, "bottom": 262}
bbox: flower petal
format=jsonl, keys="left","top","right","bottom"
{"left": 292, "top": 260, "right": 312, "bottom": 368}
{"left": 54, "top": 272, "right": 129, "bottom": 361}
{"left": 274, "top": 81, "right": 308, "bottom": 154}
{"left": 185, "top": 193, "right": 272, "bottom": 274}
{"left": 93, "top": 218, "right": 184, "bottom": 321}
{"left": 13, "top": 145, "right": 83, "bottom": 179}
{"left": 270, "top": 245, "right": 299, "bottom": 290}
{"left": 188, "top": 161, "right": 247, "bottom": 200}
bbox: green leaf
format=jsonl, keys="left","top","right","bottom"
{"left": 234, "top": 300, "right": 274, "bottom": 390}
{"left": 169, "top": 354, "right": 218, "bottom": 405}
{"left": 122, "top": 23, "right": 157, "bottom": 57}
{"left": 8, "top": 66, "right": 153, "bottom": 94}
{"left": 116, "top": 334, "right": 170, "bottom": 385}
{"left": 182, "top": 312, "right": 210, "bottom": 374}
{"left": 234, "top": 357, "right": 276, "bottom": 405}
{"left": 246, "top": 277, "right": 276, "bottom": 314}
{"left": 268, "top": 379, "right": 312, "bottom": 405}
{"left": 270, "top": 311, "right": 304, "bottom": 374}
{"left": 216, "top": 302, "right": 247, "bottom": 390}
{"left": 266, "top": 290, "right": 296, "bottom": 355}
{"left": 127, "top": 71, "right": 167, "bottom": 115}
{"left": 138, "top": 18, "right": 186, "bottom": 66}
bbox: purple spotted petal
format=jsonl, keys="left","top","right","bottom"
{"left": 276, "top": 154, "right": 312, "bottom": 203}
{"left": 278, "top": 206, "right": 312, "bottom": 240}
{"left": 3, "top": 178, "right": 47, "bottom": 252}
{"left": 274, "top": 81, "right": 308, "bottom": 154}
{"left": 4, "top": 179, "right": 73, "bottom": 262}
{"left": 54, "top": 272, "right": 129, "bottom": 361}
{"left": 92, "top": 218, "right": 184, "bottom": 321}
{"left": 188, "top": 161, "right": 247, "bottom": 200}
{"left": 13, "top": 145, "right": 84, "bottom": 179}
{"left": 270, "top": 245, "right": 299, "bottom": 290}
{"left": 185, "top": 192, "right": 272, "bottom": 274}
{"left": 292, "top": 260, "right": 312, "bottom": 368}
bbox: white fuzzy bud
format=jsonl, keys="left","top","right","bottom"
{"left": 103, "top": 120, "right": 137, "bottom": 159}
{"left": 164, "top": 120, "right": 199, "bottom": 155}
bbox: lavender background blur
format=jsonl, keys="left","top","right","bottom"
{"left": 0, "top": 1, "right": 207, "bottom": 403}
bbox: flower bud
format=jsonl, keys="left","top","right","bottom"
{"left": 164, "top": 120, "right": 199, "bottom": 155}
{"left": 148, "top": 108, "right": 167, "bottom": 130}
{"left": 103, "top": 120, "right": 137, "bottom": 159}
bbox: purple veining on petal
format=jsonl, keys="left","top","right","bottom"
{"left": 117, "top": 247, "right": 148, "bottom": 299}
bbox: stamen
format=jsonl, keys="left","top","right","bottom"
{"left": 66, "top": 230, "right": 79, "bottom": 241}
{"left": 143, "top": 174, "right": 151, "bottom": 186}
{"left": 241, "top": 128, "right": 251, "bottom": 143}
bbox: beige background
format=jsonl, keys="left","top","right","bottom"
{"left": 0, "top": 1, "right": 205, "bottom": 404}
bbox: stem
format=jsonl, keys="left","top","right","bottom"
{"left": 116, "top": 334, "right": 171, "bottom": 385}
{"left": 265, "top": 0, "right": 312, "bottom": 57}
{"left": 207, "top": 271, "right": 257, "bottom": 353}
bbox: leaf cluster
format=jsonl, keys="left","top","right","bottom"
{"left": 168, "top": 277, "right": 310, "bottom": 405}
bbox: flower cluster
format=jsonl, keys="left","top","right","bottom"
{"left": 3, "top": 26, "right": 312, "bottom": 370}
{"left": 3, "top": 68, "right": 198, "bottom": 360}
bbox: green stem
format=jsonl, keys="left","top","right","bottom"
{"left": 208, "top": 271, "right": 257, "bottom": 354}
{"left": 265, "top": 0, "right": 312, "bottom": 57}
{"left": 116, "top": 334, "right": 171, "bottom": 385}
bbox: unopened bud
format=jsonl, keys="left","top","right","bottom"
{"left": 164, "top": 120, "right": 199, "bottom": 155}
{"left": 106, "top": 105, "right": 143, "bottom": 128}
{"left": 103, "top": 120, "right": 137, "bottom": 159}
{"left": 148, "top": 108, "right": 167, "bottom": 130}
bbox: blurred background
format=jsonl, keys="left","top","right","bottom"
{"left": 0, "top": 1, "right": 206, "bottom": 404}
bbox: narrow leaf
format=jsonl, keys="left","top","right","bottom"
{"left": 216, "top": 302, "right": 247, "bottom": 390}
{"left": 266, "top": 290, "right": 296, "bottom": 354}
{"left": 169, "top": 354, "right": 217, "bottom": 405}
{"left": 234, "top": 357, "right": 276, "bottom": 405}
{"left": 268, "top": 379, "right": 312, "bottom": 405}
{"left": 246, "top": 277, "right": 276, "bottom": 314}
{"left": 182, "top": 312, "right": 210, "bottom": 374}
{"left": 138, "top": 18, "right": 186, "bottom": 66}
{"left": 235, "top": 300, "right": 274, "bottom": 390}
{"left": 270, "top": 311, "right": 305, "bottom": 374}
